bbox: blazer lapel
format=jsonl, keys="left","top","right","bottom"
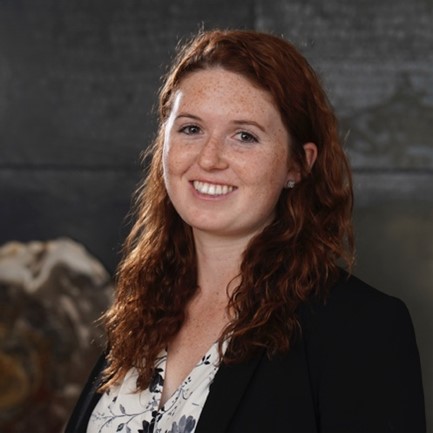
{"left": 195, "top": 338, "right": 318, "bottom": 433}
{"left": 195, "top": 350, "right": 264, "bottom": 433}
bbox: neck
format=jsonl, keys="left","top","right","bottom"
{"left": 193, "top": 230, "right": 251, "bottom": 298}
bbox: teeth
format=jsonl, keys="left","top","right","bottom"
{"left": 193, "top": 181, "right": 234, "bottom": 196}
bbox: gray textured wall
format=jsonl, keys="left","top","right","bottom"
{"left": 1, "top": 0, "right": 432, "bottom": 430}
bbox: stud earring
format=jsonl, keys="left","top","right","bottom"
{"left": 285, "top": 180, "right": 295, "bottom": 189}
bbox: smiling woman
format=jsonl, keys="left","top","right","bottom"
{"left": 162, "top": 67, "right": 302, "bottom": 239}
{"left": 65, "top": 29, "right": 426, "bottom": 433}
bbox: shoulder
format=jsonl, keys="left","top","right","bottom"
{"left": 326, "top": 270, "right": 405, "bottom": 312}
{"left": 65, "top": 354, "right": 106, "bottom": 433}
{"left": 298, "top": 271, "right": 426, "bottom": 432}
{"left": 300, "top": 271, "right": 412, "bottom": 336}
{"left": 299, "top": 271, "right": 419, "bottom": 364}
{"left": 298, "top": 269, "right": 422, "bottom": 391}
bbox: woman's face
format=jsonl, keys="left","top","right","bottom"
{"left": 162, "top": 67, "right": 295, "bottom": 241}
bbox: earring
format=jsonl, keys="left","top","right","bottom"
{"left": 285, "top": 180, "right": 295, "bottom": 189}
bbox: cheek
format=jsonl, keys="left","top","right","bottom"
{"left": 162, "top": 144, "right": 193, "bottom": 195}
{"left": 257, "top": 151, "right": 289, "bottom": 183}
{"left": 162, "top": 124, "right": 180, "bottom": 173}
{"left": 162, "top": 141, "right": 179, "bottom": 189}
{"left": 162, "top": 138, "right": 180, "bottom": 175}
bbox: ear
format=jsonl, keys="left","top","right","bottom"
{"left": 303, "top": 142, "right": 318, "bottom": 170}
{"left": 285, "top": 142, "right": 318, "bottom": 185}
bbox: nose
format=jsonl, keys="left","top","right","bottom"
{"left": 197, "top": 136, "right": 228, "bottom": 170}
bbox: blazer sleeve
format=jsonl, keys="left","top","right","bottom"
{"left": 302, "top": 277, "right": 426, "bottom": 433}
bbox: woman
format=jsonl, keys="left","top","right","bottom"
{"left": 66, "top": 29, "right": 425, "bottom": 433}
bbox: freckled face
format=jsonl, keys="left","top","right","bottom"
{"left": 162, "top": 67, "right": 292, "bottom": 240}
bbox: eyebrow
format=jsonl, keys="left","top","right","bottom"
{"left": 175, "top": 114, "right": 266, "bottom": 133}
{"left": 233, "top": 119, "right": 266, "bottom": 133}
{"left": 175, "top": 113, "right": 202, "bottom": 121}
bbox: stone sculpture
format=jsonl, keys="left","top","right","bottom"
{"left": 0, "top": 238, "right": 112, "bottom": 433}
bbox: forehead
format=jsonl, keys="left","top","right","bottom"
{"left": 171, "top": 67, "right": 278, "bottom": 118}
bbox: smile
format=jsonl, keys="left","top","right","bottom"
{"left": 192, "top": 181, "right": 235, "bottom": 196}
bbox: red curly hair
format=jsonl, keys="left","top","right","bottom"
{"left": 101, "top": 29, "right": 354, "bottom": 391}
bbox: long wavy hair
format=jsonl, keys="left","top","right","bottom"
{"left": 101, "top": 29, "right": 354, "bottom": 391}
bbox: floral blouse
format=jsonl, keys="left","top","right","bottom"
{"left": 87, "top": 342, "right": 224, "bottom": 433}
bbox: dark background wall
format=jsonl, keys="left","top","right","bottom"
{"left": 0, "top": 0, "right": 432, "bottom": 430}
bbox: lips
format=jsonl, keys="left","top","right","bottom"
{"left": 192, "top": 180, "right": 235, "bottom": 196}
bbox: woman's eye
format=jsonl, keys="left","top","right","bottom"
{"left": 236, "top": 131, "right": 258, "bottom": 143}
{"left": 179, "top": 125, "right": 201, "bottom": 135}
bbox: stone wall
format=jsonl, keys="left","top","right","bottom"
{"left": 0, "top": 1, "right": 432, "bottom": 431}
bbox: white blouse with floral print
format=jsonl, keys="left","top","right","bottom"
{"left": 87, "top": 341, "right": 224, "bottom": 433}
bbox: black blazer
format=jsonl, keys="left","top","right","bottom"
{"left": 65, "top": 274, "right": 426, "bottom": 433}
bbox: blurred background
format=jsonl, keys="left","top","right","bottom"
{"left": 0, "top": 0, "right": 432, "bottom": 432}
